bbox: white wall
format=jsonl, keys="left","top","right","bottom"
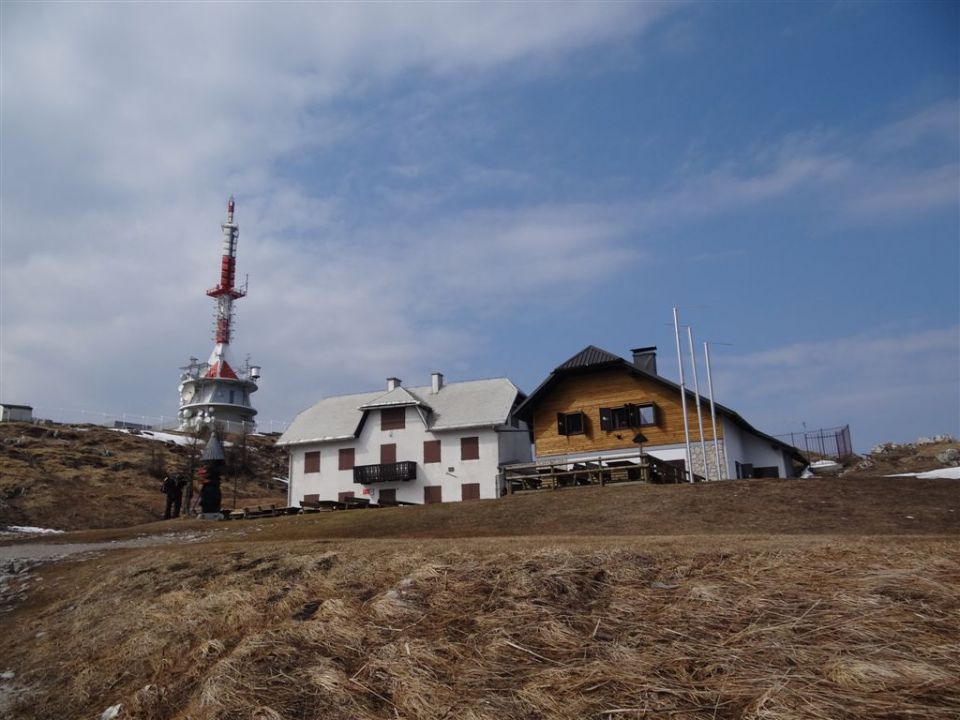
{"left": 721, "top": 418, "right": 791, "bottom": 478}
{"left": 289, "top": 405, "right": 531, "bottom": 505}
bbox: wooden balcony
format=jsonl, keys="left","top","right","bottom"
{"left": 353, "top": 460, "right": 417, "bottom": 485}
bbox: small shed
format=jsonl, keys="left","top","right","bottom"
{"left": 0, "top": 404, "right": 34, "bottom": 422}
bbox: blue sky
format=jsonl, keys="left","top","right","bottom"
{"left": 2, "top": 2, "right": 957, "bottom": 451}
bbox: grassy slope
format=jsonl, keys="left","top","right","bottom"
{"left": 2, "top": 478, "right": 959, "bottom": 720}
{"left": 0, "top": 422, "right": 287, "bottom": 530}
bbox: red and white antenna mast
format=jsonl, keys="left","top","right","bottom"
{"left": 204, "top": 196, "right": 247, "bottom": 378}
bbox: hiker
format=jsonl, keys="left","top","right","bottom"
{"left": 161, "top": 473, "right": 186, "bottom": 519}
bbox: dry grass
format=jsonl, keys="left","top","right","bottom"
{"left": 0, "top": 422, "right": 287, "bottom": 530}
{"left": 3, "top": 536, "right": 959, "bottom": 719}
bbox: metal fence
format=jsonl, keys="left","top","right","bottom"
{"left": 23, "top": 406, "right": 290, "bottom": 435}
{"left": 774, "top": 425, "right": 854, "bottom": 460}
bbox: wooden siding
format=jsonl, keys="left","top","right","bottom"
{"left": 532, "top": 367, "right": 723, "bottom": 457}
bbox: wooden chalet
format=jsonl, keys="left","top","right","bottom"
{"left": 510, "top": 345, "right": 803, "bottom": 487}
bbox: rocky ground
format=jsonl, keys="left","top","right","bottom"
{"left": 841, "top": 435, "right": 958, "bottom": 477}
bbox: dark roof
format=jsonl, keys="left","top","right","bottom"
{"left": 556, "top": 345, "right": 623, "bottom": 370}
{"left": 516, "top": 345, "right": 804, "bottom": 460}
{"left": 202, "top": 435, "right": 225, "bottom": 461}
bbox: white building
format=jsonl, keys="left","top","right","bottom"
{"left": 0, "top": 404, "right": 33, "bottom": 422}
{"left": 278, "top": 374, "right": 532, "bottom": 505}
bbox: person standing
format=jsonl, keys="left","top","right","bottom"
{"left": 161, "top": 473, "right": 185, "bottom": 519}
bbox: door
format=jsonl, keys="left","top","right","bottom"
{"left": 379, "top": 488, "right": 397, "bottom": 505}
{"left": 381, "top": 443, "right": 397, "bottom": 465}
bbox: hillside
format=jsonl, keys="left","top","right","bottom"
{"left": 0, "top": 422, "right": 287, "bottom": 530}
{"left": 2, "top": 427, "right": 958, "bottom": 719}
{"left": 1, "top": 478, "right": 958, "bottom": 720}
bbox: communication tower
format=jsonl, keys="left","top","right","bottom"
{"left": 177, "top": 197, "right": 259, "bottom": 432}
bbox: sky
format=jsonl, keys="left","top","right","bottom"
{"left": 1, "top": 1, "right": 957, "bottom": 452}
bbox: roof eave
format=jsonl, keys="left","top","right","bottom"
{"left": 276, "top": 433, "right": 356, "bottom": 447}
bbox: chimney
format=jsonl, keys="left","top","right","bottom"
{"left": 387, "top": 377, "right": 402, "bottom": 391}
{"left": 431, "top": 372, "right": 444, "bottom": 394}
{"left": 631, "top": 346, "right": 657, "bottom": 375}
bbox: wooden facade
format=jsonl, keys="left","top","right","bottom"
{"left": 532, "top": 366, "right": 721, "bottom": 458}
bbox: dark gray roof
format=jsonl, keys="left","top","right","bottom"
{"left": 202, "top": 435, "right": 225, "bottom": 461}
{"left": 556, "top": 345, "right": 623, "bottom": 370}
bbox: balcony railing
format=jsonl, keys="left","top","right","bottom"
{"left": 353, "top": 461, "right": 417, "bottom": 485}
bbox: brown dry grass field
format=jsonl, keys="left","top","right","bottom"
{"left": 0, "top": 422, "right": 287, "bottom": 530}
{"left": 1, "top": 476, "right": 959, "bottom": 720}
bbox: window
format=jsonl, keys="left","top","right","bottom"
{"left": 379, "top": 488, "right": 397, "bottom": 504}
{"left": 338, "top": 448, "right": 355, "bottom": 471}
{"left": 424, "top": 439, "right": 441, "bottom": 464}
{"left": 381, "top": 407, "right": 406, "bottom": 430}
{"left": 381, "top": 443, "right": 397, "bottom": 465}
{"left": 557, "top": 411, "right": 586, "bottom": 436}
{"left": 599, "top": 403, "right": 657, "bottom": 431}
{"left": 304, "top": 451, "right": 320, "bottom": 474}
{"left": 461, "top": 436, "right": 479, "bottom": 461}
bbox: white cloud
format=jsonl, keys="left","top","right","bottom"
{"left": 711, "top": 326, "right": 960, "bottom": 449}
{"left": 1, "top": 3, "right": 670, "bottom": 423}
{"left": 868, "top": 99, "right": 959, "bottom": 152}
{"left": 637, "top": 104, "right": 958, "bottom": 229}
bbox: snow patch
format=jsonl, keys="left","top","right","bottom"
{"left": 1, "top": 526, "right": 64, "bottom": 535}
{"left": 885, "top": 467, "right": 960, "bottom": 480}
{"left": 109, "top": 428, "right": 195, "bottom": 446}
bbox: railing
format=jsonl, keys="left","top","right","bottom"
{"left": 774, "top": 425, "right": 853, "bottom": 460}
{"left": 20, "top": 407, "right": 290, "bottom": 435}
{"left": 502, "top": 453, "right": 694, "bottom": 493}
{"left": 353, "top": 461, "right": 418, "bottom": 485}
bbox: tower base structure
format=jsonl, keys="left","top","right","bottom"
{"left": 178, "top": 346, "right": 259, "bottom": 434}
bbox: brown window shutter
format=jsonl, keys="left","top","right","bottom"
{"left": 381, "top": 407, "right": 406, "bottom": 430}
{"left": 461, "top": 436, "right": 479, "bottom": 460}
{"left": 424, "top": 439, "right": 441, "bottom": 463}
{"left": 338, "top": 491, "right": 354, "bottom": 503}
{"left": 461, "top": 483, "right": 480, "bottom": 501}
{"left": 424, "top": 486, "right": 442, "bottom": 504}
{"left": 381, "top": 443, "right": 397, "bottom": 464}
{"left": 304, "top": 451, "right": 320, "bottom": 473}
{"left": 557, "top": 412, "right": 567, "bottom": 435}
{"left": 338, "top": 448, "right": 355, "bottom": 470}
